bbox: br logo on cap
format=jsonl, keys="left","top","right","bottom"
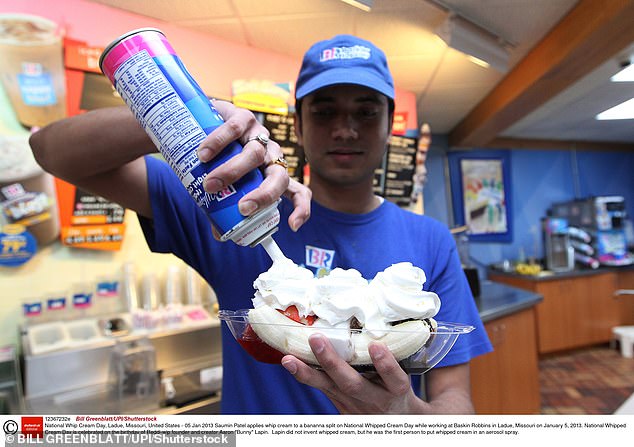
{"left": 320, "top": 45, "right": 371, "bottom": 62}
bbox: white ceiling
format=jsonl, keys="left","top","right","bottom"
{"left": 88, "top": 0, "right": 634, "bottom": 149}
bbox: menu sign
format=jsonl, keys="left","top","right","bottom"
{"left": 262, "top": 112, "right": 305, "bottom": 184}
{"left": 55, "top": 179, "right": 126, "bottom": 250}
{"left": 374, "top": 135, "right": 417, "bottom": 207}
{"left": 61, "top": 39, "right": 126, "bottom": 250}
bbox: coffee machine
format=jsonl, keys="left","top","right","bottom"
{"left": 542, "top": 217, "right": 574, "bottom": 272}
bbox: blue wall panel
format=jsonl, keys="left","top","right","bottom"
{"left": 423, "top": 141, "right": 634, "bottom": 276}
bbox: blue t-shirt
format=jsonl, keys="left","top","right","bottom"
{"left": 139, "top": 156, "right": 492, "bottom": 414}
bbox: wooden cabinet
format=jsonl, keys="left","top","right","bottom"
{"left": 470, "top": 307, "right": 540, "bottom": 414}
{"left": 489, "top": 271, "right": 631, "bottom": 354}
{"left": 616, "top": 270, "right": 634, "bottom": 325}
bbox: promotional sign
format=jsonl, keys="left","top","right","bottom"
{"left": 391, "top": 111, "right": 408, "bottom": 136}
{"left": 64, "top": 41, "right": 102, "bottom": 74}
{"left": 55, "top": 178, "right": 125, "bottom": 250}
{"left": 0, "top": 224, "right": 37, "bottom": 267}
{"left": 232, "top": 79, "right": 291, "bottom": 115}
{"left": 0, "top": 169, "right": 60, "bottom": 246}
{"left": 0, "top": 14, "right": 67, "bottom": 128}
{"left": 60, "top": 38, "right": 126, "bottom": 250}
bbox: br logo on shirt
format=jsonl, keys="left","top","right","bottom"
{"left": 305, "top": 245, "right": 335, "bottom": 270}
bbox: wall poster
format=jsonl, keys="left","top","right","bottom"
{"left": 448, "top": 150, "right": 512, "bottom": 242}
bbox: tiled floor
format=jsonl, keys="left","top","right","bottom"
{"left": 539, "top": 344, "right": 634, "bottom": 414}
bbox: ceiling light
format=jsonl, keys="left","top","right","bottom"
{"left": 435, "top": 13, "right": 510, "bottom": 72}
{"left": 611, "top": 62, "right": 634, "bottom": 82}
{"left": 596, "top": 97, "right": 634, "bottom": 120}
{"left": 340, "top": 0, "right": 373, "bottom": 12}
{"left": 466, "top": 55, "right": 490, "bottom": 69}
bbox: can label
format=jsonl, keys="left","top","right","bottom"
{"left": 100, "top": 30, "right": 269, "bottom": 237}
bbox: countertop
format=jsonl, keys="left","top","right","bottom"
{"left": 487, "top": 264, "right": 634, "bottom": 282}
{"left": 475, "top": 280, "right": 543, "bottom": 323}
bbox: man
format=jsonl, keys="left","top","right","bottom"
{"left": 30, "top": 34, "right": 491, "bottom": 414}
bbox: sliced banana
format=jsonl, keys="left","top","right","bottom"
{"left": 247, "top": 306, "right": 433, "bottom": 366}
{"left": 285, "top": 325, "right": 318, "bottom": 365}
{"left": 350, "top": 320, "right": 431, "bottom": 365}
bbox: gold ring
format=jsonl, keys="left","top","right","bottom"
{"left": 268, "top": 156, "right": 288, "bottom": 170}
{"left": 246, "top": 133, "right": 270, "bottom": 147}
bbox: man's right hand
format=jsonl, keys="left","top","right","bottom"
{"left": 198, "top": 100, "right": 311, "bottom": 232}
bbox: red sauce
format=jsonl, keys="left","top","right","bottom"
{"left": 237, "top": 324, "right": 285, "bottom": 364}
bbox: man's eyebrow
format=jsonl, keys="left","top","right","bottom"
{"left": 355, "top": 95, "right": 384, "bottom": 104}
{"left": 308, "top": 95, "right": 336, "bottom": 106}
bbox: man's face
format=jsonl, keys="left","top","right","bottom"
{"left": 295, "top": 84, "right": 392, "bottom": 188}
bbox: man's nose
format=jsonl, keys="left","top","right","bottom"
{"left": 331, "top": 114, "right": 359, "bottom": 140}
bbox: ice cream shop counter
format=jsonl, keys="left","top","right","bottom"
{"left": 488, "top": 267, "right": 634, "bottom": 354}
{"left": 474, "top": 280, "right": 543, "bottom": 323}
{"left": 470, "top": 269, "right": 634, "bottom": 414}
{"left": 469, "top": 281, "right": 543, "bottom": 414}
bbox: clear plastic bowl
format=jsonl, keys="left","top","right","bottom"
{"left": 219, "top": 309, "right": 474, "bottom": 374}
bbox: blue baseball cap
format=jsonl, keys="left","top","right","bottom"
{"left": 295, "top": 34, "right": 394, "bottom": 101}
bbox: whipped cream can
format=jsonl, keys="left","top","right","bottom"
{"left": 99, "top": 28, "right": 279, "bottom": 246}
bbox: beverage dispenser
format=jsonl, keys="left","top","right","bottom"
{"left": 542, "top": 217, "right": 574, "bottom": 272}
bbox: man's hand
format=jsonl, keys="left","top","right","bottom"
{"left": 281, "top": 334, "right": 474, "bottom": 414}
{"left": 197, "top": 100, "right": 311, "bottom": 233}
{"left": 281, "top": 334, "right": 428, "bottom": 414}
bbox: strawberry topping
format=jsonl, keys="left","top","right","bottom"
{"left": 277, "top": 305, "right": 316, "bottom": 326}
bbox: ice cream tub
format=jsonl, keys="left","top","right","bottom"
{"left": 99, "top": 28, "right": 279, "bottom": 246}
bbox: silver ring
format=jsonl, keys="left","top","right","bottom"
{"left": 246, "top": 133, "right": 270, "bottom": 147}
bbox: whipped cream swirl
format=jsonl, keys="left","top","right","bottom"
{"left": 252, "top": 257, "right": 314, "bottom": 316}
{"left": 371, "top": 263, "right": 440, "bottom": 322}
{"left": 251, "top": 261, "right": 440, "bottom": 340}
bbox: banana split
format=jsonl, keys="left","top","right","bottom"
{"left": 247, "top": 255, "right": 440, "bottom": 366}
